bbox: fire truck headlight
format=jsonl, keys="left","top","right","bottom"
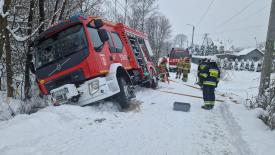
{"left": 89, "top": 80, "right": 99, "bottom": 95}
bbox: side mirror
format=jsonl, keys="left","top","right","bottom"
{"left": 98, "top": 29, "right": 109, "bottom": 42}
{"left": 94, "top": 19, "right": 104, "bottom": 29}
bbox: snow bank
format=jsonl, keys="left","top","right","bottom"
{"left": 0, "top": 92, "right": 49, "bottom": 121}
{"left": 227, "top": 102, "right": 275, "bottom": 155}
{"left": 0, "top": 94, "right": 22, "bottom": 121}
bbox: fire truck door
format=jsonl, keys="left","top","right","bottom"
{"left": 108, "top": 32, "right": 131, "bottom": 68}
{"left": 87, "top": 27, "right": 111, "bottom": 72}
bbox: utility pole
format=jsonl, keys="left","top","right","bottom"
{"left": 192, "top": 26, "right": 195, "bottom": 48}
{"left": 186, "top": 24, "right": 195, "bottom": 49}
{"left": 259, "top": 0, "right": 275, "bottom": 95}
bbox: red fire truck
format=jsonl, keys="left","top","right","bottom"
{"left": 32, "top": 15, "right": 158, "bottom": 109}
{"left": 168, "top": 48, "right": 190, "bottom": 72}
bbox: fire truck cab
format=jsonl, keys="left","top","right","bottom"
{"left": 32, "top": 15, "right": 158, "bottom": 109}
{"left": 168, "top": 48, "right": 191, "bottom": 72}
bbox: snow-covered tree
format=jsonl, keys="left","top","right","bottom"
{"left": 0, "top": 0, "right": 13, "bottom": 97}
{"left": 128, "top": 0, "right": 157, "bottom": 32}
{"left": 173, "top": 34, "right": 187, "bottom": 48}
{"left": 146, "top": 13, "right": 171, "bottom": 64}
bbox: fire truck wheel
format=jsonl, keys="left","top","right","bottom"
{"left": 116, "top": 77, "right": 131, "bottom": 109}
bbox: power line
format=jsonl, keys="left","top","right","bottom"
{"left": 212, "top": 25, "right": 265, "bottom": 35}
{"left": 215, "top": 0, "right": 258, "bottom": 29}
{"left": 235, "top": 5, "right": 268, "bottom": 24}
{"left": 197, "top": 0, "right": 216, "bottom": 26}
{"left": 214, "top": 4, "right": 268, "bottom": 34}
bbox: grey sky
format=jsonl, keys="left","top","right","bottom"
{"left": 158, "top": 0, "right": 271, "bottom": 48}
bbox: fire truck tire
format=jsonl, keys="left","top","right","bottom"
{"left": 116, "top": 77, "right": 131, "bottom": 109}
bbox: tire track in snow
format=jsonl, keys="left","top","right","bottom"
{"left": 219, "top": 102, "right": 254, "bottom": 155}
{"left": 194, "top": 109, "right": 236, "bottom": 155}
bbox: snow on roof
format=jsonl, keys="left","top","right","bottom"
{"left": 192, "top": 55, "right": 217, "bottom": 59}
{"left": 212, "top": 41, "right": 223, "bottom": 47}
{"left": 234, "top": 48, "right": 262, "bottom": 56}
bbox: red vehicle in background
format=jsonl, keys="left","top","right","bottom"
{"left": 168, "top": 48, "right": 191, "bottom": 72}
{"left": 31, "top": 15, "right": 158, "bottom": 109}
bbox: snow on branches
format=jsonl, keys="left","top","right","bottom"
{"left": 0, "top": 0, "right": 9, "bottom": 18}
{"left": 6, "top": 24, "right": 42, "bottom": 42}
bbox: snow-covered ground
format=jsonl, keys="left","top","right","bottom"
{"left": 0, "top": 64, "right": 275, "bottom": 155}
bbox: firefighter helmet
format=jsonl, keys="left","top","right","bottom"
{"left": 210, "top": 57, "right": 217, "bottom": 62}
{"left": 162, "top": 57, "right": 167, "bottom": 63}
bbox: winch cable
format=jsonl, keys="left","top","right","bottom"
{"left": 154, "top": 89, "right": 225, "bottom": 103}
{"left": 169, "top": 80, "right": 226, "bottom": 97}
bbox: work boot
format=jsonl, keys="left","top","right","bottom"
{"left": 201, "top": 105, "right": 212, "bottom": 110}
{"left": 208, "top": 105, "right": 214, "bottom": 109}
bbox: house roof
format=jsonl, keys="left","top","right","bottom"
{"left": 192, "top": 55, "right": 217, "bottom": 59}
{"left": 234, "top": 48, "right": 263, "bottom": 56}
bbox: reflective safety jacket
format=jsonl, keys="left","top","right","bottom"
{"left": 176, "top": 60, "right": 184, "bottom": 70}
{"left": 159, "top": 62, "right": 168, "bottom": 73}
{"left": 198, "top": 62, "right": 209, "bottom": 79}
{"left": 203, "top": 62, "right": 221, "bottom": 87}
{"left": 183, "top": 61, "right": 191, "bottom": 72}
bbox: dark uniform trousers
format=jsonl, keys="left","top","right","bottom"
{"left": 202, "top": 85, "right": 215, "bottom": 105}
{"left": 202, "top": 66, "right": 220, "bottom": 106}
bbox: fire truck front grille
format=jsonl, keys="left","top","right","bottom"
{"left": 44, "top": 69, "right": 85, "bottom": 92}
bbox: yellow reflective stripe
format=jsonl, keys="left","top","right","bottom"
{"left": 203, "top": 81, "right": 216, "bottom": 86}
{"left": 200, "top": 65, "right": 206, "bottom": 70}
{"left": 100, "top": 70, "right": 109, "bottom": 74}
{"left": 200, "top": 73, "right": 208, "bottom": 78}
{"left": 205, "top": 101, "right": 215, "bottom": 105}
{"left": 209, "top": 69, "right": 219, "bottom": 78}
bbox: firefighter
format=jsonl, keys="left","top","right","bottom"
{"left": 176, "top": 57, "right": 184, "bottom": 79}
{"left": 201, "top": 57, "right": 221, "bottom": 110}
{"left": 182, "top": 57, "right": 191, "bottom": 82}
{"left": 197, "top": 58, "right": 208, "bottom": 87}
{"left": 186, "top": 57, "right": 191, "bottom": 73}
{"left": 158, "top": 58, "right": 170, "bottom": 83}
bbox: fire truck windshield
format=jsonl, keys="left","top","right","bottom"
{"left": 170, "top": 51, "right": 189, "bottom": 58}
{"left": 35, "top": 24, "right": 87, "bottom": 69}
